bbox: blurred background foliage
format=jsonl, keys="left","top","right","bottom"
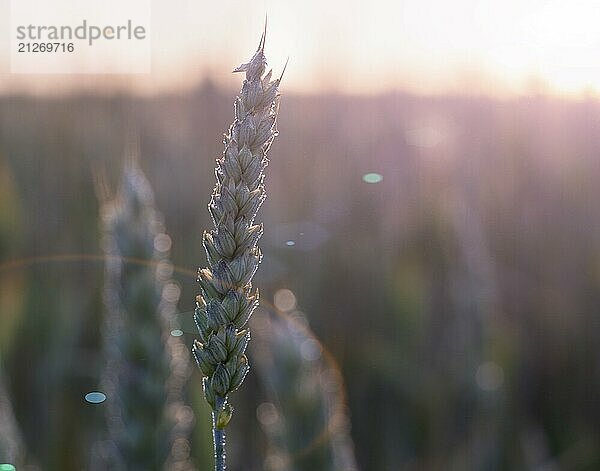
{"left": 0, "top": 84, "right": 599, "bottom": 470}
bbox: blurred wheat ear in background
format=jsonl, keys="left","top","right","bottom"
{"left": 93, "top": 145, "right": 195, "bottom": 470}
{"left": 252, "top": 307, "right": 359, "bottom": 471}
{"left": 192, "top": 27, "right": 283, "bottom": 471}
{"left": 0, "top": 365, "right": 25, "bottom": 468}
{"left": 0, "top": 159, "right": 26, "bottom": 471}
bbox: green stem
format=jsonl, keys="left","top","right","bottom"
{"left": 212, "top": 396, "right": 226, "bottom": 471}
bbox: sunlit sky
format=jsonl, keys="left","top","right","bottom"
{"left": 1, "top": 0, "right": 599, "bottom": 96}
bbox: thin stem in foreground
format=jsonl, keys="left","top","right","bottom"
{"left": 212, "top": 395, "right": 226, "bottom": 471}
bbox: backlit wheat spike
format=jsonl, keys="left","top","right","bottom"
{"left": 192, "top": 28, "right": 282, "bottom": 471}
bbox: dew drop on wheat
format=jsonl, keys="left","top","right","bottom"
{"left": 285, "top": 240, "right": 295, "bottom": 246}
{"left": 170, "top": 329, "right": 184, "bottom": 337}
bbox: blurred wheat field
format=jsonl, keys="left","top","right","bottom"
{"left": 0, "top": 84, "right": 599, "bottom": 470}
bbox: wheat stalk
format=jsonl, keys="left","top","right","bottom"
{"left": 99, "top": 150, "right": 194, "bottom": 470}
{"left": 192, "top": 28, "right": 283, "bottom": 471}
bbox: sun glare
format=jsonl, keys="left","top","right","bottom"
{"left": 0, "top": 0, "right": 598, "bottom": 96}
{"left": 480, "top": 1, "right": 600, "bottom": 95}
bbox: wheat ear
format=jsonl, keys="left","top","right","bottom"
{"left": 192, "top": 29, "right": 282, "bottom": 471}
{"left": 100, "top": 152, "right": 194, "bottom": 470}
